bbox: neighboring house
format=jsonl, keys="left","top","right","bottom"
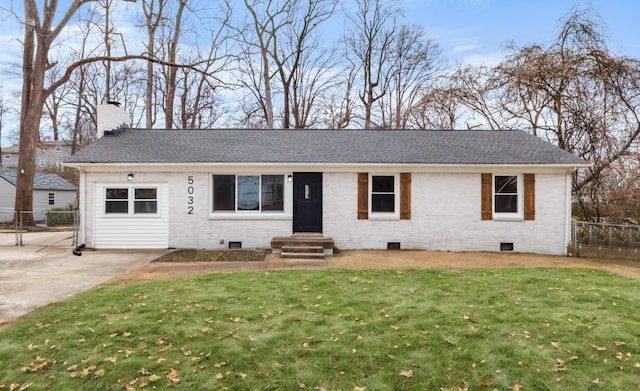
{"left": 0, "top": 169, "right": 77, "bottom": 222}
{"left": 65, "top": 127, "right": 589, "bottom": 255}
{"left": 1, "top": 141, "right": 73, "bottom": 170}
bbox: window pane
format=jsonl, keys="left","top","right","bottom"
{"left": 106, "top": 201, "right": 128, "bottom": 213}
{"left": 135, "top": 201, "right": 157, "bottom": 214}
{"left": 495, "top": 195, "right": 518, "bottom": 213}
{"left": 372, "top": 194, "right": 395, "bottom": 212}
{"left": 495, "top": 176, "right": 517, "bottom": 194}
{"left": 262, "top": 175, "right": 284, "bottom": 211}
{"left": 106, "top": 188, "right": 128, "bottom": 214}
{"left": 237, "top": 175, "right": 260, "bottom": 210}
{"left": 372, "top": 176, "right": 394, "bottom": 192}
{"left": 135, "top": 188, "right": 157, "bottom": 199}
{"left": 106, "top": 188, "right": 128, "bottom": 199}
{"left": 213, "top": 175, "right": 235, "bottom": 211}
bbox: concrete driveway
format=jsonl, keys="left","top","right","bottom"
{"left": 0, "top": 231, "right": 168, "bottom": 326}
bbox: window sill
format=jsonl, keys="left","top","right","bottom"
{"left": 103, "top": 214, "right": 162, "bottom": 218}
{"left": 492, "top": 214, "right": 524, "bottom": 221}
{"left": 368, "top": 214, "right": 400, "bottom": 221}
{"left": 209, "top": 213, "right": 291, "bottom": 221}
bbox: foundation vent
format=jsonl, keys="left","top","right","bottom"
{"left": 387, "top": 242, "right": 401, "bottom": 250}
{"left": 500, "top": 242, "right": 514, "bottom": 252}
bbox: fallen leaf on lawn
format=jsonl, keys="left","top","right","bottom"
{"left": 67, "top": 364, "right": 78, "bottom": 371}
{"left": 216, "top": 373, "right": 224, "bottom": 380}
{"left": 512, "top": 384, "right": 522, "bottom": 391}
{"left": 635, "top": 362, "right": 640, "bottom": 368}
{"left": 94, "top": 369, "right": 106, "bottom": 378}
{"left": 399, "top": 369, "right": 413, "bottom": 378}
{"left": 551, "top": 341, "right": 559, "bottom": 348}
{"left": 140, "top": 368, "right": 150, "bottom": 375}
{"left": 167, "top": 368, "right": 180, "bottom": 384}
{"left": 592, "top": 378, "right": 600, "bottom": 384}
{"left": 214, "top": 362, "right": 226, "bottom": 368}
{"left": 148, "top": 374, "right": 161, "bottom": 382}
{"left": 614, "top": 341, "right": 626, "bottom": 347}
{"left": 26, "top": 344, "right": 38, "bottom": 351}
{"left": 104, "top": 357, "right": 117, "bottom": 365}
{"left": 592, "top": 344, "right": 606, "bottom": 351}
{"left": 552, "top": 358, "right": 567, "bottom": 372}
{"left": 353, "top": 387, "right": 366, "bottom": 391}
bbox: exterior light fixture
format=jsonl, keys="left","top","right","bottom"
{"left": 287, "top": 174, "right": 293, "bottom": 182}
{"left": 127, "top": 173, "right": 134, "bottom": 181}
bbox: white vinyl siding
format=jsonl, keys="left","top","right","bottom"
{"left": 93, "top": 183, "right": 169, "bottom": 249}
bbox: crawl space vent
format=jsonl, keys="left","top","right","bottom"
{"left": 500, "top": 242, "right": 514, "bottom": 252}
{"left": 228, "top": 241, "right": 242, "bottom": 249}
{"left": 387, "top": 242, "right": 401, "bottom": 250}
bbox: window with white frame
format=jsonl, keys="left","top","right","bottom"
{"left": 134, "top": 188, "right": 158, "bottom": 213}
{"left": 212, "top": 174, "right": 284, "bottom": 213}
{"left": 39, "top": 160, "right": 46, "bottom": 167}
{"left": 3, "top": 154, "right": 11, "bottom": 160}
{"left": 493, "top": 175, "right": 522, "bottom": 217}
{"left": 105, "top": 187, "right": 158, "bottom": 215}
{"left": 55, "top": 146, "right": 62, "bottom": 152}
{"left": 48, "top": 193, "right": 55, "bottom": 205}
{"left": 370, "top": 175, "right": 397, "bottom": 214}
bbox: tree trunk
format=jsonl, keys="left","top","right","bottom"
{"left": 165, "top": 0, "right": 186, "bottom": 129}
{"left": 261, "top": 48, "right": 274, "bottom": 128}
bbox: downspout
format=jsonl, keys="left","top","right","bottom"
{"left": 79, "top": 169, "right": 86, "bottom": 247}
{"left": 564, "top": 170, "right": 572, "bottom": 256}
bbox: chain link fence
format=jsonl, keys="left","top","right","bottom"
{"left": 0, "top": 210, "right": 79, "bottom": 248}
{"left": 572, "top": 221, "right": 640, "bottom": 259}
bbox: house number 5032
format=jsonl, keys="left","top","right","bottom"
{"left": 187, "top": 176, "right": 194, "bottom": 214}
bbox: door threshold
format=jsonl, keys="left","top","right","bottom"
{"left": 292, "top": 232, "right": 324, "bottom": 237}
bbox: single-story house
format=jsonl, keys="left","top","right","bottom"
{"left": 0, "top": 169, "right": 77, "bottom": 222}
{"left": 64, "top": 125, "right": 589, "bottom": 255}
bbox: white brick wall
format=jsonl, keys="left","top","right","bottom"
{"left": 324, "top": 172, "right": 569, "bottom": 255}
{"left": 80, "top": 169, "right": 571, "bottom": 255}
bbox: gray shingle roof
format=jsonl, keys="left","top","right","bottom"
{"left": 65, "top": 129, "right": 588, "bottom": 166}
{"left": 0, "top": 170, "right": 76, "bottom": 191}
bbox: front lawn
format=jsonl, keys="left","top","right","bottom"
{"left": 1, "top": 268, "right": 639, "bottom": 390}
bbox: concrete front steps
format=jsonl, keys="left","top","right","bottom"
{"left": 269, "top": 234, "right": 334, "bottom": 269}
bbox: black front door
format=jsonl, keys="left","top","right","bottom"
{"left": 293, "top": 172, "right": 323, "bottom": 233}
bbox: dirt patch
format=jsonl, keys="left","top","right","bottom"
{"left": 115, "top": 250, "right": 640, "bottom": 281}
{"left": 329, "top": 250, "right": 640, "bottom": 278}
{"left": 154, "top": 250, "right": 267, "bottom": 263}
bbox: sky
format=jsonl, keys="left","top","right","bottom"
{"left": 1, "top": 0, "right": 639, "bottom": 145}
{"left": 402, "top": 0, "right": 640, "bottom": 66}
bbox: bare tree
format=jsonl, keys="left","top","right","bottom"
{"left": 411, "top": 81, "right": 460, "bottom": 129}
{"left": 161, "top": 0, "right": 187, "bottom": 129}
{"left": 319, "top": 63, "right": 357, "bottom": 129}
{"left": 491, "top": 8, "right": 640, "bottom": 221}
{"left": 141, "top": 0, "right": 167, "bottom": 128}
{"left": 269, "top": 0, "right": 338, "bottom": 128}
{"left": 237, "top": 0, "right": 294, "bottom": 128}
{"left": 14, "top": 0, "right": 212, "bottom": 224}
{"left": 345, "top": 0, "right": 400, "bottom": 129}
{"left": 376, "top": 24, "right": 444, "bottom": 129}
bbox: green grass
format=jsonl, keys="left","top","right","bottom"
{"left": 1, "top": 268, "right": 639, "bottom": 390}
